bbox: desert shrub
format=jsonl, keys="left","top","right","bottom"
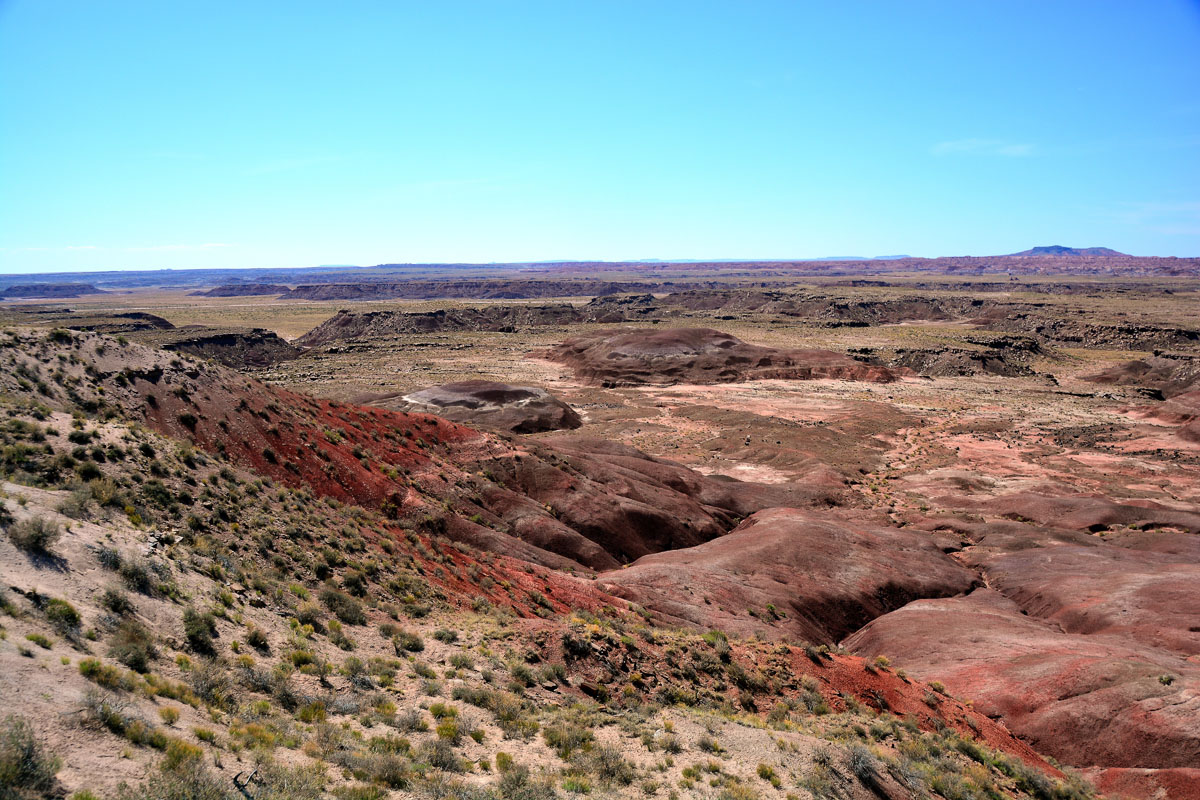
{"left": 848, "top": 744, "right": 882, "bottom": 793}
{"left": 108, "top": 619, "right": 157, "bottom": 672}
{"left": 57, "top": 487, "right": 92, "bottom": 520}
{"left": 188, "top": 659, "right": 232, "bottom": 708}
{"left": 436, "top": 720, "right": 462, "bottom": 745}
{"left": 295, "top": 602, "right": 324, "bottom": 630}
{"left": 25, "top": 633, "right": 54, "bottom": 652}
{"left": 43, "top": 597, "right": 81, "bottom": 635}
{"left": 417, "top": 738, "right": 463, "bottom": 772}
{"left": 182, "top": 607, "right": 216, "bottom": 654}
{"left": 432, "top": 628, "right": 458, "bottom": 643}
{"left": 497, "top": 764, "right": 559, "bottom": 800}
{"left": 543, "top": 721, "right": 593, "bottom": 759}
{"left": 118, "top": 556, "right": 158, "bottom": 595}
{"left": 0, "top": 714, "right": 61, "bottom": 798}
{"left": 394, "top": 709, "right": 428, "bottom": 733}
{"left": 328, "top": 619, "right": 355, "bottom": 651}
{"left": 320, "top": 588, "right": 366, "bottom": 625}
{"left": 245, "top": 626, "right": 269, "bottom": 651}
{"left": 392, "top": 629, "right": 424, "bottom": 653}
{"left": 343, "top": 569, "right": 368, "bottom": 597}
{"left": 79, "top": 658, "right": 136, "bottom": 692}
{"left": 101, "top": 587, "right": 134, "bottom": 615}
{"left": 585, "top": 746, "right": 635, "bottom": 785}
{"left": 115, "top": 757, "right": 229, "bottom": 800}
{"left": 6, "top": 516, "right": 61, "bottom": 554}
{"left": 334, "top": 786, "right": 387, "bottom": 800}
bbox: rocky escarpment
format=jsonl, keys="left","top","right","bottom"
{"left": 297, "top": 304, "right": 630, "bottom": 346}
{"left": 0, "top": 282, "right": 108, "bottom": 299}
{"left": 189, "top": 283, "right": 289, "bottom": 297}
{"left": 156, "top": 326, "right": 302, "bottom": 368}
{"left": 280, "top": 279, "right": 664, "bottom": 301}
{"left": 848, "top": 335, "right": 1044, "bottom": 377}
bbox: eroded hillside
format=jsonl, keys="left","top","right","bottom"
{"left": 0, "top": 327, "right": 1091, "bottom": 800}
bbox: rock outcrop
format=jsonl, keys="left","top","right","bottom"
{"left": 395, "top": 380, "right": 582, "bottom": 434}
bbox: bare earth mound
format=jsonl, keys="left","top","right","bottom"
{"left": 544, "top": 327, "right": 903, "bottom": 386}
{"left": 599, "top": 506, "right": 979, "bottom": 643}
{"left": 1084, "top": 354, "right": 1200, "bottom": 398}
{"left": 845, "top": 589, "right": 1200, "bottom": 773}
{"left": 395, "top": 380, "right": 583, "bottom": 434}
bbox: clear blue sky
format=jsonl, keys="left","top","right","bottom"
{"left": 2, "top": 1, "right": 1199, "bottom": 273}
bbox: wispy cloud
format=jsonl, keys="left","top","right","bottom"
{"left": 931, "top": 138, "right": 1035, "bottom": 157}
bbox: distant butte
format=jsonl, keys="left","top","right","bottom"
{"left": 1008, "top": 245, "right": 1128, "bottom": 257}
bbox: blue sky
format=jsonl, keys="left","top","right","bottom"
{"left": 1, "top": 1, "right": 1198, "bottom": 273}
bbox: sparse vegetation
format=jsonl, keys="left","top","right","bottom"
{"left": 0, "top": 715, "right": 60, "bottom": 798}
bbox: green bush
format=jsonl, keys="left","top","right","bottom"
{"left": 25, "top": 633, "right": 53, "bottom": 650}
{"left": 44, "top": 597, "right": 81, "bottom": 635}
{"left": 182, "top": 607, "right": 216, "bottom": 654}
{"left": 320, "top": 588, "right": 366, "bottom": 625}
{"left": 392, "top": 630, "right": 424, "bottom": 653}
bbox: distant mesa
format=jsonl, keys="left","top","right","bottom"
{"left": 544, "top": 326, "right": 903, "bottom": 386}
{"left": 1009, "top": 245, "right": 1128, "bottom": 257}
{"left": 295, "top": 299, "right": 651, "bottom": 347}
{"left": 189, "top": 283, "right": 289, "bottom": 297}
{"left": 396, "top": 380, "right": 583, "bottom": 434}
{"left": 0, "top": 282, "right": 108, "bottom": 299}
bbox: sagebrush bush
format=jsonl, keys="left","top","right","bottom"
{"left": 182, "top": 607, "right": 216, "bottom": 654}
{"left": 108, "top": 619, "right": 157, "bottom": 672}
{"left": 320, "top": 588, "right": 366, "bottom": 625}
{"left": 6, "top": 516, "right": 61, "bottom": 554}
{"left": 392, "top": 629, "right": 424, "bottom": 653}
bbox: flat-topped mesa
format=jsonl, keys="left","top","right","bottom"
{"left": 543, "top": 326, "right": 903, "bottom": 386}
{"left": 398, "top": 380, "right": 583, "bottom": 434}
